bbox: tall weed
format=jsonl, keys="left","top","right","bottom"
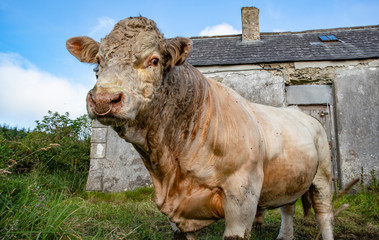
{"left": 0, "top": 176, "right": 82, "bottom": 239}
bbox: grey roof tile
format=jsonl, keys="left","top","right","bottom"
{"left": 187, "top": 26, "right": 379, "bottom": 66}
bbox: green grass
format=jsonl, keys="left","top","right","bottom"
{"left": 1, "top": 172, "right": 378, "bottom": 240}
{"left": 0, "top": 174, "right": 84, "bottom": 239}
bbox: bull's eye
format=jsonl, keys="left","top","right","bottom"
{"left": 150, "top": 57, "right": 159, "bottom": 67}
{"left": 94, "top": 57, "right": 100, "bottom": 72}
{"left": 93, "top": 65, "right": 99, "bottom": 73}
{"left": 93, "top": 57, "right": 100, "bottom": 79}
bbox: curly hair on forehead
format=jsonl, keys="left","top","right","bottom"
{"left": 119, "top": 16, "right": 160, "bottom": 31}
{"left": 100, "top": 16, "right": 164, "bottom": 62}
{"left": 107, "top": 16, "right": 162, "bottom": 40}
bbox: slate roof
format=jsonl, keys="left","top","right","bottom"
{"left": 187, "top": 25, "right": 379, "bottom": 66}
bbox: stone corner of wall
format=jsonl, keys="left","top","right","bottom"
{"left": 92, "top": 119, "right": 107, "bottom": 128}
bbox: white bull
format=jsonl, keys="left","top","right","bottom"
{"left": 66, "top": 16, "right": 334, "bottom": 239}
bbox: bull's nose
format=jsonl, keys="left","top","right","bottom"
{"left": 88, "top": 92, "right": 124, "bottom": 116}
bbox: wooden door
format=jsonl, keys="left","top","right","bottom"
{"left": 298, "top": 105, "right": 340, "bottom": 191}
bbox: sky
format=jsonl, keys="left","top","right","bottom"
{"left": 0, "top": 0, "right": 378, "bottom": 129}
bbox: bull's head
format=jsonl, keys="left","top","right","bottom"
{"left": 66, "top": 17, "right": 192, "bottom": 126}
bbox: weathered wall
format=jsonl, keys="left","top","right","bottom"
{"left": 334, "top": 66, "right": 379, "bottom": 187}
{"left": 87, "top": 120, "right": 151, "bottom": 192}
{"left": 260, "top": 59, "right": 377, "bottom": 85}
{"left": 198, "top": 67, "right": 285, "bottom": 107}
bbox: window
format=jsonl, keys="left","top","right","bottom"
{"left": 318, "top": 35, "right": 339, "bottom": 42}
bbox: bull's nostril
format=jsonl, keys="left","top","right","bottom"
{"left": 111, "top": 94, "right": 122, "bottom": 104}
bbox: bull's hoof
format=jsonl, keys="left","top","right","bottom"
{"left": 172, "top": 231, "right": 196, "bottom": 240}
{"left": 173, "top": 231, "right": 187, "bottom": 240}
{"left": 254, "top": 223, "right": 262, "bottom": 234}
{"left": 223, "top": 236, "right": 248, "bottom": 240}
{"left": 276, "top": 236, "right": 294, "bottom": 240}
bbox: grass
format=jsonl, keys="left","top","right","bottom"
{"left": 0, "top": 172, "right": 378, "bottom": 240}
{"left": 0, "top": 174, "right": 84, "bottom": 239}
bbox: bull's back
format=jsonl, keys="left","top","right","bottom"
{"left": 250, "top": 104, "right": 325, "bottom": 208}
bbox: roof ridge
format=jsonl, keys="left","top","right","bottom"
{"left": 190, "top": 25, "right": 379, "bottom": 39}
{"left": 263, "top": 25, "right": 379, "bottom": 35}
{"left": 191, "top": 34, "right": 241, "bottom": 40}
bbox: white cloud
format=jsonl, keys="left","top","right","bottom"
{"left": 89, "top": 16, "right": 116, "bottom": 40}
{"left": 199, "top": 23, "right": 241, "bottom": 37}
{"left": 0, "top": 52, "right": 90, "bottom": 129}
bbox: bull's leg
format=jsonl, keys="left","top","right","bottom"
{"left": 253, "top": 209, "right": 266, "bottom": 234}
{"left": 170, "top": 221, "right": 196, "bottom": 240}
{"left": 309, "top": 129, "right": 334, "bottom": 240}
{"left": 223, "top": 191, "right": 259, "bottom": 240}
{"left": 222, "top": 172, "right": 263, "bottom": 240}
{"left": 276, "top": 203, "right": 295, "bottom": 240}
{"left": 309, "top": 182, "right": 334, "bottom": 240}
{"left": 309, "top": 134, "right": 334, "bottom": 240}
{"left": 310, "top": 172, "right": 334, "bottom": 239}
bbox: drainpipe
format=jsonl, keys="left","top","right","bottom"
{"left": 331, "top": 85, "right": 343, "bottom": 189}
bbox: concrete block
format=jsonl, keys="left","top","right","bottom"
{"left": 85, "top": 174, "right": 103, "bottom": 191}
{"left": 334, "top": 67, "right": 379, "bottom": 187}
{"left": 90, "top": 143, "right": 106, "bottom": 159}
{"left": 286, "top": 85, "right": 333, "bottom": 105}
{"left": 91, "top": 127, "right": 107, "bottom": 143}
{"left": 86, "top": 159, "right": 104, "bottom": 191}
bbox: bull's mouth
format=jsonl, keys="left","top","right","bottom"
{"left": 89, "top": 107, "right": 131, "bottom": 127}
{"left": 94, "top": 115, "right": 127, "bottom": 127}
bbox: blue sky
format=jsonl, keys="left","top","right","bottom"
{"left": 1, "top": 0, "right": 378, "bottom": 129}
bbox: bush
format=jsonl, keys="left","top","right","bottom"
{"left": 0, "top": 111, "right": 91, "bottom": 175}
{"left": 0, "top": 125, "right": 29, "bottom": 140}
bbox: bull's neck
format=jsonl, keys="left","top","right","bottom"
{"left": 117, "top": 63, "right": 209, "bottom": 156}
{"left": 113, "top": 63, "right": 209, "bottom": 193}
{"left": 148, "top": 63, "right": 209, "bottom": 151}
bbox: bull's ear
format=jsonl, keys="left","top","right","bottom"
{"left": 66, "top": 36, "right": 100, "bottom": 64}
{"left": 164, "top": 37, "right": 192, "bottom": 67}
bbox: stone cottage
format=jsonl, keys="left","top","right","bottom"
{"left": 88, "top": 7, "right": 379, "bottom": 192}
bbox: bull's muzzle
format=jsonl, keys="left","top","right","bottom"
{"left": 88, "top": 91, "right": 124, "bottom": 117}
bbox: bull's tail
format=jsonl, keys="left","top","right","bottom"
{"left": 301, "top": 191, "right": 313, "bottom": 217}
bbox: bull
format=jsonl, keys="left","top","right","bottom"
{"left": 66, "top": 16, "right": 334, "bottom": 240}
